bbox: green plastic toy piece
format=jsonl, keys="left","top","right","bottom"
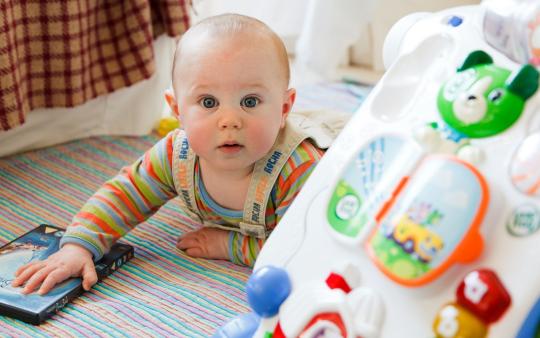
{"left": 438, "top": 50, "right": 539, "bottom": 138}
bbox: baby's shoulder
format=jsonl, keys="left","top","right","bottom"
{"left": 278, "top": 140, "right": 324, "bottom": 176}
{"left": 292, "top": 139, "right": 325, "bottom": 163}
{"left": 270, "top": 139, "right": 323, "bottom": 198}
{"left": 150, "top": 129, "right": 189, "bottom": 158}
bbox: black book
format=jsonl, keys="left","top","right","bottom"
{"left": 0, "top": 224, "right": 134, "bottom": 324}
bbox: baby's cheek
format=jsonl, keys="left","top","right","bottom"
{"left": 246, "top": 124, "right": 279, "bottom": 154}
{"left": 185, "top": 126, "right": 212, "bottom": 154}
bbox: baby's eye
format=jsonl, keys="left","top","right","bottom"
{"left": 200, "top": 96, "right": 218, "bottom": 109}
{"left": 241, "top": 96, "right": 260, "bottom": 108}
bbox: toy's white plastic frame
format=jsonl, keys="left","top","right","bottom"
{"left": 255, "top": 5, "right": 540, "bottom": 337}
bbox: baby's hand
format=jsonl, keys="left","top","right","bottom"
{"left": 177, "top": 227, "right": 230, "bottom": 261}
{"left": 11, "top": 243, "right": 97, "bottom": 295}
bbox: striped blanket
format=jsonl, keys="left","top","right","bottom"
{"left": 0, "top": 82, "right": 369, "bottom": 336}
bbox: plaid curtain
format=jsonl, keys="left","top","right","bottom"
{"left": 0, "top": 0, "right": 190, "bottom": 131}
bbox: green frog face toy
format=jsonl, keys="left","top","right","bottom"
{"left": 438, "top": 50, "right": 539, "bottom": 138}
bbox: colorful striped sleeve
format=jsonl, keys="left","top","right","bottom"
{"left": 271, "top": 140, "right": 324, "bottom": 226}
{"left": 228, "top": 140, "right": 324, "bottom": 266}
{"left": 228, "top": 232, "right": 264, "bottom": 267}
{"left": 60, "top": 131, "right": 179, "bottom": 261}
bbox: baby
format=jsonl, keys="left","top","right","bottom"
{"left": 11, "top": 14, "right": 325, "bottom": 295}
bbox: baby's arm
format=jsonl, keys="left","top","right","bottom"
{"left": 13, "top": 132, "right": 180, "bottom": 294}
{"left": 61, "top": 132, "right": 179, "bottom": 261}
{"left": 12, "top": 243, "right": 95, "bottom": 295}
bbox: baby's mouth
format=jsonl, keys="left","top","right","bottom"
{"left": 218, "top": 142, "right": 243, "bottom": 153}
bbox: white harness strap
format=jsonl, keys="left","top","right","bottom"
{"left": 239, "top": 121, "right": 307, "bottom": 238}
{"left": 172, "top": 134, "right": 202, "bottom": 224}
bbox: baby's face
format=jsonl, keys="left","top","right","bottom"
{"left": 173, "top": 33, "right": 294, "bottom": 173}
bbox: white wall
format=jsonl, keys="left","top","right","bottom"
{"left": 192, "top": 0, "right": 310, "bottom": 53}
{"left": 191, "top": 0, "right": 481, "bottom": 84}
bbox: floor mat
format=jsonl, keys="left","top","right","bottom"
{"left": 0, "top": 82, "right": 370, "bottom": 337}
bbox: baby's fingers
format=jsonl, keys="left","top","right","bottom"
{"left": 14, "top": 261, "right": 39, "bottom": 278}
{"left": 21, "top": 265, "right": 56, "bottom": 294}
{"left": 81, "top": 262, "right": 98, "bottom": 291}
{"left": 38, "top": 269, "right": 71, "bottom": 295}
{"left": 11, "top": 261, "right": 45, "bottom": 287}
{"left": 184, "top": 247, "right": 206, "bottom": 257}
{"left": 176, "top": 233, "right": 201, "bottom": 250}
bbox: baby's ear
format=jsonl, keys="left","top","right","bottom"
{"left": 164, "top": 90, "right": 180, "bottom": 119}
{"left": 281, "top": 88, "right": 296, "bottom": 127}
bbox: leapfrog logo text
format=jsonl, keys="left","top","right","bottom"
{"left": 506, "top": 204, "right": 540, "bottom": 237}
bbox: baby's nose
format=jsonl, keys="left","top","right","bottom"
{"left": 218, "top": 108, "right": 242, "bottom": 129}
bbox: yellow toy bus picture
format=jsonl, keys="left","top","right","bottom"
{"left": 385, "top": 214, "right": 444, "bottom": 263}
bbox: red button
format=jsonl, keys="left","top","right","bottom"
{"left": 456, "top": 269, "right": 511, "bottom": 324}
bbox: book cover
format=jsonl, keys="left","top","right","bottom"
{"left": 0, "top": 225, "right": 133, "bottom": 324}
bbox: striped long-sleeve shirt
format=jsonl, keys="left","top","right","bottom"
{"left": 60, "top": 129, "right": 324, "bottom": 267}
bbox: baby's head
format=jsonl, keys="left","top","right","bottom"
{"left": 166, "top": 14, "right": 296, "bottom": 174}
{"left": 171, "top": 14, "right": 291, "bottom": 93}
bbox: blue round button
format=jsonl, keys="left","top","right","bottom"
{"left": 246, "top": 266, "right": 291, "bottom": 318}
{"left": 212, "top": 312, "right": 260, "bottom": 338}
{"left": 447, "top": 15, "right": 463, "bottom": 27}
